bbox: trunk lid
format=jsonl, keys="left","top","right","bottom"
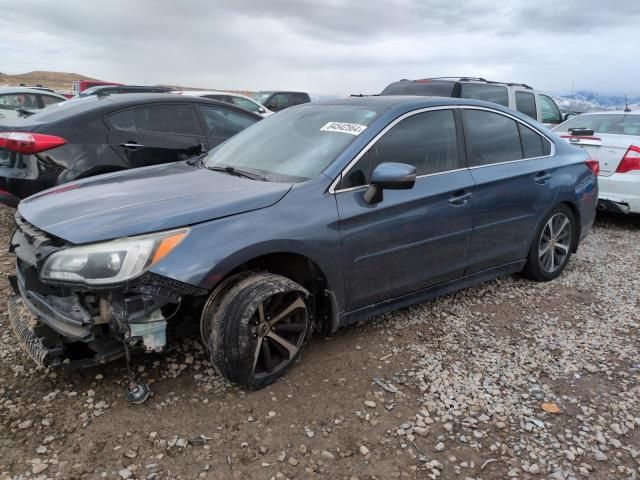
{"left": 557, "top": 132, "right": 639, "bottom": 177}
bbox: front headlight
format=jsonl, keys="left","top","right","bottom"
{"left": 40, "top": 228, "right": 188, "bottom": 285}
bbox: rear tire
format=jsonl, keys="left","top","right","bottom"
{"left": 523, "top": 204, "right": 575, "bottom": 282}
{"left": 203, "top": 273, "right": 310, "bottom": 390}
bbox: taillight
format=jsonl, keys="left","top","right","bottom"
{"left": 616, "top": 145, "right": 640, "bottom": 173}
{"left": 0, "top": 132, "right": 67, "bottom": 154}
{"left": 585, "top": 159, "right": 600, "bottom": 176}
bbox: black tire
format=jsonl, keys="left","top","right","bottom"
{"left": 199, "top": 272, "right": 250, "bottom": 347}
{"left": 203, "top": 273, "right": 310, "bottom": 390}
{"left": 523, "top": 204, "right": 576, "bottom": 282}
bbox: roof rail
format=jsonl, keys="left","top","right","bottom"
{"left": 406, "top": 77, "right": 533, "bottom": 89}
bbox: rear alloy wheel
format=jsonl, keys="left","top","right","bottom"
{"left": 538, "top": 213, "right": 572, "bottom": 273}
{"left": 524, "top": 204, "right": 575, "bottom": 281}
{"left": 203, "top": 273, "right": 310, "bottom": 390}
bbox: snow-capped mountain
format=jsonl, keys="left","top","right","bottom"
{"left": 552, "top": 90, "right": 640, "bottom": 113}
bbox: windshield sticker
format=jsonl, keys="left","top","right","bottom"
{"left": 320, "top": 122, "right": 367, "bottom": 135}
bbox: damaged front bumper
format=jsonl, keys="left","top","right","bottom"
{"left": 8, "top": 213, "right": 207, "bottom": 368}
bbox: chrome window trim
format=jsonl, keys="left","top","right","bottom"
{"left": 330, "top": 105, "right": 555, "bottom": 194}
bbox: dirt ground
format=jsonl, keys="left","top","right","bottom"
{"left": 0, "top": 205, "right": 638, "bottom": 480}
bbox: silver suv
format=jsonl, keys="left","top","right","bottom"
{"left": 380, "top": 77, "right": 564, "bottom": 127}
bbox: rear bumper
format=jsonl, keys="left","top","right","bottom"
{"left": 598, "top": 172, "right": 640, "bottom": 214}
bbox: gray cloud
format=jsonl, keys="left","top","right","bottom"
{"left": 1, "top": 0, "right": 639, "bottom": 95}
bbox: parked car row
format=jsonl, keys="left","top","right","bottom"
{"left": 0, "top": 87, "right": 67, "bottom": 119}
{"left": 5, "top": 91, "right": 598, "bottom": 401}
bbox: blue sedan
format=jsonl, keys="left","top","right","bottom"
{"left": 9, "top": 96, "right": 598, "bottom": 397}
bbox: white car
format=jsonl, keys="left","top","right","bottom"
{"left": 0, "top": 87, "right": 67, "bottom": 120}
{"left": 554, "top": 111, "right": 640, "bottom": 214}
{"left": 173, "top": 90, "right": 273, "bottom": 117}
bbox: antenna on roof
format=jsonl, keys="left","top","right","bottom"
{"left": 624, "top": 94, "right": 631, "bottom": 112}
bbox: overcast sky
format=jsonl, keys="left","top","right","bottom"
{"left": 2, "top": 0, "right": 639, "bottom": 96}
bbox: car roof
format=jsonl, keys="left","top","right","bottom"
{"left": 0, "top": 87, "right": 66, "bottom": 98}
{"left": 313, "top": 95, "right": 508, "bottom": 110}
{"left": 15, "top": 93, "right": 263, "bottom": 124}
{"left": 256, "top": 91, "right": 309, "bottom": 95}
{"left": 176, "top": 90, "right": 256, "bottom": 100}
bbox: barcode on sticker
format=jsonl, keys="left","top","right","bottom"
{"left": 320, "top": 122, "right": 367, "bottom": 135}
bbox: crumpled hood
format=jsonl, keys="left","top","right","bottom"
{"left": 19, "top": 162, "right": 292, "bottom": 244}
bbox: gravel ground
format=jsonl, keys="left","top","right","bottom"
{"left": 0, "top": 204, "right": 638, "bottom": 480}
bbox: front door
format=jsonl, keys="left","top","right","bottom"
{"left": 335, "top": 108, "right": 475, "bottom": 310}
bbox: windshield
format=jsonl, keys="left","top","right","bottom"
{"left": 252, "top": 92, "right": 274, "bottom": 105}
{"left": 558, "top": 114, "right": 640, "bottom": 136}
{"left": 204, "top": 104, "right": 379, "bottom": 182}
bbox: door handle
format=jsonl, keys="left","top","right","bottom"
{"left": 120, "top": 142, "right": 144, "bottom": 150}
{"left": 449, "top": 191, "right": 473, "bottom": 206}
{"left": 535, "top": 171, "right": 552, "bottom": 184}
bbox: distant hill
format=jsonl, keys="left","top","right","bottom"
{"left": 553, "top": 90, "right": 640, "bottom": 113}
{"left": 0, "top": 71, "right": 98, "bottom": 91}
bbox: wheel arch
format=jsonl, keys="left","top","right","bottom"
{"left": 215, "top": 251, "right": 339, "bottom": 334}
{"left": 559, "top": 200, "right": 582, "bottom": 253}
{"left": 528, "top": 200, "right": 582, "bottom": 255}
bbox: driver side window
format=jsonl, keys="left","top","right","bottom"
{"left": 340, "top": 109, "right": 460, "bottom": 189}
{"left": 540, "top": 95, "right": 562, "bottom": 124}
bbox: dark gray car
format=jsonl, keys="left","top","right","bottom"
{"left": 9, "top": 96, "right": 598, "bottom": 399}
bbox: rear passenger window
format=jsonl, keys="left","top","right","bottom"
{"left": 341, "top": 109, "right": 459, "bottom": 188}
{"left": 518, "top": 124, "right": 551, "bottom": 158}
{"left": 459, "top": 84, "right": 509, "bottom": 107}
{"left": 515, "top": 91, "right": 537, "bottom": 119}
{"left": 463, "top": 109, "right": 522, "bottom": 166}
{"left": 109, "top": 109, "right": 135, "bottom": 130}
{"left": 109, "top": 104, "right": 197, "bottom": 135}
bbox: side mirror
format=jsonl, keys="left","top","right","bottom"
{"left": 568, "top": 127, "right": 594, "bottom": 137}
{"left": 563, "top": 113, "right": 577, "bottom": 121}
{"left": 364, "top": 162, "right": 416, "bottom": 204}
{"left": 258, "top": 107, "right": 265, "bottom": 113}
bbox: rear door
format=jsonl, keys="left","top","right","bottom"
{"left": 462, "top": 107, "right": 557, "bottom": 273}
{"left": 336, "top": 108, "right": 475, "bottom": 310}
{"left": 195, "top": 104, "right": 259, "bottom": 148}
{"left": 107, "top": 103, "right": 206, "bottom": 168}
{"left": 555, "top": 114, "right": 640, "bottom": 176}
